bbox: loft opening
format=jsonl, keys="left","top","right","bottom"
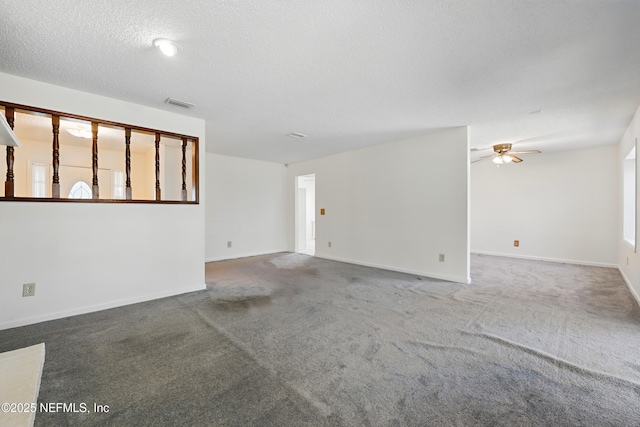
{"left": 0, "top": 102, "right": 199, "bottom": 204}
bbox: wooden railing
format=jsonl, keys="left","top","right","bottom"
{"left": 4, "top": 107, "right": 15, "bottom": 197}
{"left": 1, "top": 101, "right": 199, "bottom": 204}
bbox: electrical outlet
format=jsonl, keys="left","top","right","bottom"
{"left": 514, "top": 240, "right": 519, "bottom": 247}
{"left": 439, "top": 254, "right": 445, "bottom": 262}
{"left": 227, "top": 241, "right": 232, "bottom": 248}
{"left": 328, "top": 241, "right": 332, "bottom": 248}
{"left": 23, "top": 283, "right": 36, "bottom": 297}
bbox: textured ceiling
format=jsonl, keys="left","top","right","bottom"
{"left": 1, "top": 1, "right": 640, "bottom": 164}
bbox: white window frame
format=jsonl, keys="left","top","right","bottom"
{"left": 68, "top": 181, "right": 92, "bottom": 199}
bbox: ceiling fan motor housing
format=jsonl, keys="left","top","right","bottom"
{"left": 493, "top": 143, "right": 512, "bottom": 153}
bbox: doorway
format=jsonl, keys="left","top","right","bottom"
{"left": 295, "top": 174, "right": 316, "bottom": 255}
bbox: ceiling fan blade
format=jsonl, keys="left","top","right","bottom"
{"left": 509, "top": 150, "right": 541, "bottom": 154}
{"left": 471, "top": 158, "right": 486, "bottom": 163}
{"left": 470, "top": 145, "right": 495, "bottom": 152}
{"left": 480, "top": 154, "right": 498, "bottom": 159}
{"left": 511, "top": 155, "right": 523, "bottom": 163}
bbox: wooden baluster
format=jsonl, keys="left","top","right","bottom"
{"left": 181, "top": 138, "right": 187, "bottom": 201}
{"left": 91, "top": 122, "right": 99, "bottom": 199}
{"left": 155, "top": 132, "right": 161, "bottom": 201}
{"left": 191, "top": 138, "right": 199, "bottom": 202}
{"left": 125, "top": 128, "right": 132, "bottom": 200}
{"left": 4, "top": 107, "right": 15, "bottom": 198}
{"left": 51, "top": 115, "right": 60, "bottom": 198}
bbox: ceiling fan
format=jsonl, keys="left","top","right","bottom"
{"left": 472, "top": 143, "right": 541, "bottom": 164}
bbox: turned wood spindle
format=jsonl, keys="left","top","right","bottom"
{"left": 51, "top": 115, "right": 60, "bottom": 198}
{"left": 125, "top": 128, "right": 132, "bottom": 200}
{"left": 155, "top": 132, "right": 161, "bottom": 201}
{"left": 181, "top": 138, "right": 187, "bottom": 202}
{"left": 4, "top": 107, "right": 15, "bottom": 198}
{"left": 91, "top": 122, "right": 99, "bottom": 199}
{"left": 191, "top": 139, "right": 199, "bottom": 203}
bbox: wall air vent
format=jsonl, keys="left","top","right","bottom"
{"left": 165, "top": 98, "right": 196, "bottom": 109}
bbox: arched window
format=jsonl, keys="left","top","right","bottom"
{"left": 68, "top": 181, "right": 92, "bottom": 199}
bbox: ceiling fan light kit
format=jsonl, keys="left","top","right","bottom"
{"left": 493, "top": 154, "right": 513, "bottom": 164}
{"left": 67, "top": 124, "right": 93, "bottom": 139}
{"left": 474, "top": 143, "right": 541, "bottom": 165}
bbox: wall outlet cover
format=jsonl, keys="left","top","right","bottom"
{"left": 23, "top": 283, "right": 36, "bottom": 297}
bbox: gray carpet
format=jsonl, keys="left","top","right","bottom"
{"left": 1, "top": 253, "right": 639, "bottom": 426}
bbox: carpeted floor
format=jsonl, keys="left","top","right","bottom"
{"left": 1, "top": 253, "right": 639, "bottom": 426}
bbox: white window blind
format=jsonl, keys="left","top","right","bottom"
{"left": 113, "top": 170, "right": 124, "bottom": 199}
{"left": 31, "top": 163, "right": 46, "bottom": 197}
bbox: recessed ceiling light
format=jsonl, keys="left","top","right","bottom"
{"left": 153, "top": 38, "right": 180, "bottom": 57}
{"left": 288, "top": 132, "right": 307, "bottom": 139}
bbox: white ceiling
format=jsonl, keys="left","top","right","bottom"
{"left": 1, "top": 1, "right": 639, "bottom": 164}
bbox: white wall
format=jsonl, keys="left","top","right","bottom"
{"left": 205, "top": 153, "right": 287, "bottom": 261}
{"left": 287, "top": 127, "right": 470, "bottom": 284}
{"left": 0, "top": 72, "right": 206, "bottom": 329}
{"left": 619, "top": 105, "right": 640, "bottom": 305}
{"left": 471, "top": 145, "right": 618, "bottom": 266}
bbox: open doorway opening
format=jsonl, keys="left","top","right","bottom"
{"left": 624, "top": 144, "right": 636, "bottom": 250}
{"left": 295, "top": 174, "right": 316, "bottom": 255}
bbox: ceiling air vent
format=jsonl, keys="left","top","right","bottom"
{"left": 288, "top": 132, "right": 307, "bottom": 139}
{"left": 165, "top": 98, "right": 196, "bottom": 109}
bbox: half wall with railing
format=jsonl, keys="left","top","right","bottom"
{"left": 0, "top": 102, "right": 199, "bottom": 204}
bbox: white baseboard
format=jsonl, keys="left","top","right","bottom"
{"left": 471, "top": 250, "right": 618, "bottom": 268}
{"left": 205, "top": 250, "right": 286, "bottom": 263}
{"left": 618, "top": 267, "right": 640, "bottom": 308}
{"left": 0, "top": 283, "right": 206, "bottom": 331}
{"left": 315, "top": 254, "right": 471, "bottom": 284}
